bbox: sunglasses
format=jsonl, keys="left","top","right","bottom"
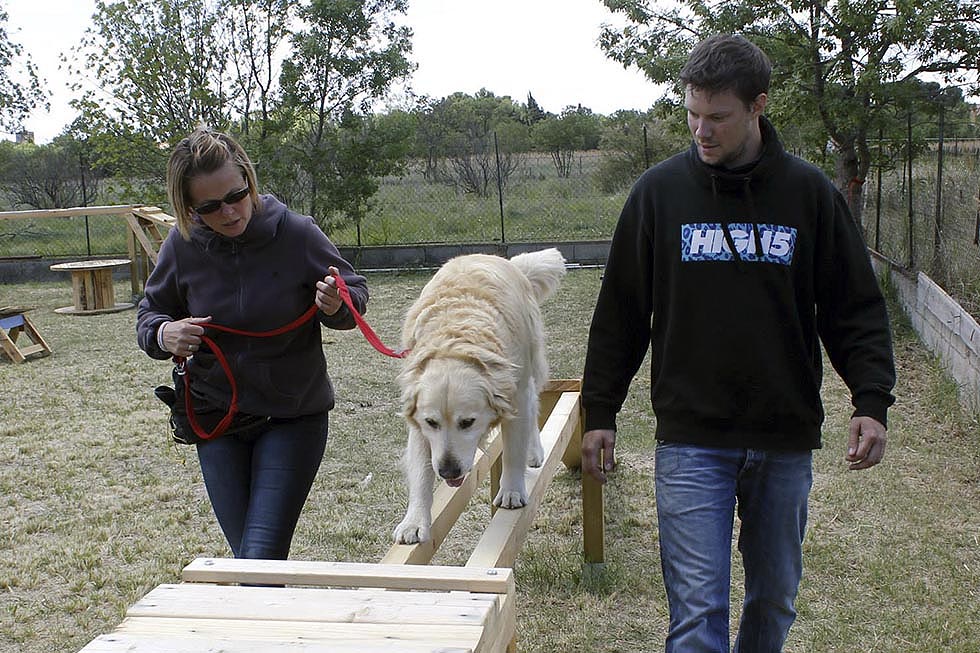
{"left": 191, "top": 185, "right": 250, "bottom": 215}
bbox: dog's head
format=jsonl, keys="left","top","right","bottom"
{"left": 399, "top": 350, "right": 517, "bottom": 486}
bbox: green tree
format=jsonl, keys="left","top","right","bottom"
{"left": 0, "top": 139, "right": 104, "bottom": 209}
{"left": 595, "top": 109, "right": 686, "bottom": 192}
{"left": 71, "top": 0, "right": 232, "bottom": 145}
{"left": 279, "top": 0, "right": 414, "bottom": 225}
{"left": 0, "top": 7, "right": 46, "bottom": 134}
{"left": 427, "top": 90, "right": 528, "bottom": 196}
{"left": 67, "top": 0, "right": 234, "bottom": 201}
{"left": 532, "top": 105, "right": 601, "bottom": 177}
{"left": 598, "top": 0, "right": 980, "bottom": 224}
{"left": 523, "top": 92, "right": 549, "bottom": 125}
{"left": 222, "top": 0, "right": 293, "bottom": 139}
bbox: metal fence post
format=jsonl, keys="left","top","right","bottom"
{"left": 494, "top": 131, "right": 505, "bottom": 244}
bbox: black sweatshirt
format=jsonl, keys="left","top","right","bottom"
{"left": 582, "top": 117, "right": 895, "bottom": 450}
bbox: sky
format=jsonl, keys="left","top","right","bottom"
{"left": 6, "top": 0, "right": 667, "bottom": 144}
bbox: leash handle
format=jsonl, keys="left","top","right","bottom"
{"left": 174, "top": 305, "right": 319, "bottom": 441}
{"left": 333, "top": 273, "right": 408, "bottom": 359}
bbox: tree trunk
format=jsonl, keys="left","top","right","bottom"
{"left": 834, "top": 138, "right": 865, "bottom": 228}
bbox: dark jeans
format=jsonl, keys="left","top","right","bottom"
{"left": 196, "top": 411, "right": 329, "bottom": 559}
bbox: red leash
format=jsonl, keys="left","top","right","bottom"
{"left": 176, "top": 273, "right": 405, "bottom": 441}
{"left": 174, "top": 304, "right": 319, "bottom": 441}
{"left": 333, "top": 273, "right": 408, "bottom": 359}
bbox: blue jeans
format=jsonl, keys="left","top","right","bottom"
{"left": 196, "top": 411, "right": 329, "bottom": 559}
{"left": 655, "top": 443, "right": 812, "bottom": 653}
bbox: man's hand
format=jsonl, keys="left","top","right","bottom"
{"left": 846, "top": 416, "right": 887, "bottom": 470}
{"left": 582, "top": 428, "right": 617, "bottom": 484}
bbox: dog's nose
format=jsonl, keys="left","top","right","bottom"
{"left": 437, "top": 459, "right": 462, "bottom": 480}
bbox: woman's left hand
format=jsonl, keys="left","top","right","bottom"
{"left": 315, "top": 266, "right": 343, "bottom": 316}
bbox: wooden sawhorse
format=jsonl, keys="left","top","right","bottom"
{"left": 0, "top": 306, "right": 51, "bottom": 363}
{"left": 77, "top": 380, "right": 602, "bottom": 652}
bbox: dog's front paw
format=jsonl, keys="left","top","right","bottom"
{"left": 393, "top": 518, "right": 431, "bottom": 544}
{"left": 493, "top": 488, "right": 528, "bottom": 509}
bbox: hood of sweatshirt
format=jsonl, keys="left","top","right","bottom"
{"left": 686, "top": 116, "right": 786, "bottom": 269}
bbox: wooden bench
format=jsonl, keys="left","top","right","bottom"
{"left": 77, "top": 380, "right": 602, "bottom": 652}
{"left": 0, "top": 306, "right": 51, "bottom": 363}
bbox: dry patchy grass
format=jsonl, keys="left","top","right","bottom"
{"left": 1, "top": 268, "right": 978, "bottom": 652}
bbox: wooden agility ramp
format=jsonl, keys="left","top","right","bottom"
{"left": 123, "top": 206, "right": 176, "bottom": 298}
{"left": 77, "top": 379, "right": 603, "bottom": 652}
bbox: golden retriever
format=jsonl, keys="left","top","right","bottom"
{"left": 392, "top": 248, "right": 567, "bottom": 544}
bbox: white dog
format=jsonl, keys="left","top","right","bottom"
{"left": 392, "top": 248, "right": 567, "bottom": 544}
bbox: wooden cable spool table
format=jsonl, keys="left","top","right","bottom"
{"left": 49, "top": 259, "right": 135, "bottom": 315}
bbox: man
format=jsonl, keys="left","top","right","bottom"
{"left": 580, "top": 34, "right": 896, "bottom": 652}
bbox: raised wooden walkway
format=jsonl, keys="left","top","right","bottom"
{"left": 78, "top": 379, "right": 602, "bottom": 652}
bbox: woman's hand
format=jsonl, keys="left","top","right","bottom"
{"left": 315, "top": 266, "right": 343, "bottom": 316}
{"left": 160, "top": 316, "right": 212, "bottom": 357}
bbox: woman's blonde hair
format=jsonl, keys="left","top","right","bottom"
{"left": 166, "top": 128, "right": 260, "bottom": 240}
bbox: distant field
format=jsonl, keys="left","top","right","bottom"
{"left": 0, "top": 151, "right": 627, "bottom": 258}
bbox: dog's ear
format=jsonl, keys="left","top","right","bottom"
{"left": 396, "top": 356, "right": 427, "bottom": 423}
{"left": 466, "top": 352, "right": 519, "bottom": 421}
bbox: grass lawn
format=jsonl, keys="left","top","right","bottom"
{"left": 1, "top": 267, "right": 978, "bottom": 652}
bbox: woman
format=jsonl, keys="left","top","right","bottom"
{"left": 136, "top": 128, "right": 369, "bottom": 560}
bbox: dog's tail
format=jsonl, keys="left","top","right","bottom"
{"left": 509, "top": 247, "right": 567, "bottom": 303}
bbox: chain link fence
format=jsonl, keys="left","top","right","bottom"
{"left": 864, "top": 138, "right": 980, "bottom": 317}
{"left": 0, "top": 150, "right": 629, "bottom": 259}
{"left": 4, "top": 133, "right": 980, "bottom": 321}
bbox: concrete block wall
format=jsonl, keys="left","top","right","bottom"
{"left": 873, "top": 253, "right": 980, "bottom": 413}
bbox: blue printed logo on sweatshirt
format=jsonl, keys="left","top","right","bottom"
{"left": 681, "top": 223, "right": 797, "bottom": 265}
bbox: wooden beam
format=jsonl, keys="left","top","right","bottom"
{"left": 182, "top": 558, "right": 514, "bottom": 595}
{"left": 381, "top": 426, "right": 503, "bottom": 566}
{"left": 129, "top": 583, "right": 499, "bottom": 625}
{"left": 479, "top": 591, "right": 517, "bottom": 653}
{"left": 79, "top": 633, "right": 462, "bottom": 653}
{"left": 111, "top": 616, "right": 487, "bottom": 650}
{"left": 0, "top": 205, "right": 139, "bottom": 220}
{"left": 465, "top": 391, "right": 580, "bottom": 569}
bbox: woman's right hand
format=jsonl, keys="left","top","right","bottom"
{"left": 160, "top": 316, "right": 212, "bottom": 357}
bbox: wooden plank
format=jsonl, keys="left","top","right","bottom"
{"left": 79, "top": 632, "right": 472, "bottom": 652}
{"left": 381, "top": 427, "right": 503, "bottom": 566}
{"left": 541, "top": 379, "right": 582, "bottom": 394}
{"left": 125, "top": 219, "right": 139, "bottom": 298}
{"left": 478, "top": 591, "right": 517, "bottom": 653}
{"left": 129, "top": 584, "right": 497, "bottom": 627}
{"left": 0, "top": 328, "right": 25, "bottom": 363}
{"left": 112, "top": 616, "right": 485, "bottom": 650}
{"left": 540, "top": 379, "right": 583, "bottom": 469}
{"left": 582, "top": 469, "right": 605, "bottom": 565}
{"left": 124, "top": 213, "right": 165, "bottom": 266}
{"left": 465, "top": 392, "right": 580, "bottom": 569}
{"left": 93, "top": 269, "right": 115, "bottom": 309}
{"left": 182, "top": 558, "right": 513, "bottom": 595}
{"left": 0, "top": 205, "right": 139, "bottom": 220}
{"left": 131, "top": 206, "right": 177, "bottom": 229}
